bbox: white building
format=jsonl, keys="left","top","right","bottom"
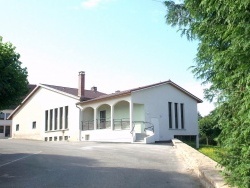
{"left": 9, "top": 72, "right": 105, "bottom": 141}
{"left": 0, "top": 85, "right": 36, "bottom": 139}
{"left": 0, "top": 110, "right": 12, "bottom": 139}
{"left": 9, "top": 72, "right": 202, "bottom": 144}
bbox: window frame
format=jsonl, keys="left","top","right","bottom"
{"left": 0, "top": 126, "right": 4, "bottom": 133}
{"left": 16, "top": 124, "right": 19, "bottom": 131}
{"left": 32, "top": 121, "right": 36, "bottom": 129}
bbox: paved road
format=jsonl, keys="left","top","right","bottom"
{"left": 0, "top": 139, "right": 203, "bottom": 188}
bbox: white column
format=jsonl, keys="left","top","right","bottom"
{"left": 196, "top": 134, "right": 200, "bottom": 148}
{"left": 79, "top": 108, "right": 83, "bottom": 141}
{"left": 111, "top": 105, "right": 114, "bottom": 130}
{"left": 129, "top": 101, "right": 133, "bottom": 130}
{"left": 94, "top": 108, "right": 97, "bottom": 130}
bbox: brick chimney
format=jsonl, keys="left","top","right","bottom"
{"left": 78, "top": 71, "right": 85, "bottom": 100}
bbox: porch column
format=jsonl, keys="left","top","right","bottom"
{"left": 110, "top": 105, "right": 114, "bottom": 130}
{"left": 129, "top": 101, "right": 133, "bottom": 130}
{"left": 94, "top": 108, "right": 97, "bottom": 130}
{"left": 196, "top": 134, "right": 200, "bottom": 148}
{"left": 79, "top": 108, "right": 83, "bottom": 141}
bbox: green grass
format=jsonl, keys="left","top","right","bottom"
{"left": 180, "top": 140, "right": 223, "bottom": 163}
{"left": 198, "top": 145, "right": 222, "bottom": 163}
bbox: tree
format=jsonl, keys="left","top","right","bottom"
{"left": 0, "top": 36, "right": 29, "bottom": 110}
{"left": 199, "top": 110, "right": 220, "bottom": 146}
{"left": 164, "top": 1, "right": 250, "bottom": 187}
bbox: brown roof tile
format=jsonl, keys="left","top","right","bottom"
{"left": 77, "top": 80, "right": 203, "bottom": 104}
{"left": 41, "top": 84, "right": 106, "bottom": 99}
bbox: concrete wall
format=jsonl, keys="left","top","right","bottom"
{"left": 172, "top": 139, "right": 229, "bottom": 188}
{"left": 81, "top": 129, "right": 132, "bottom": 142}
{"left": 132, "top": 83, "right": 199, "bottom": 141}
{"left": 11, "top": 87, "right": 80, "bottom": 141}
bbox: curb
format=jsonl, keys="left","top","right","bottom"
{"left": 172, "top": 139, "right": 229, "bottom": 188}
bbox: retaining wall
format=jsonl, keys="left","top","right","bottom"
{"left": 172, "top": 139, "right": 230, "bottom": 188}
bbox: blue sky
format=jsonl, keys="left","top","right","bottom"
{"left": 0, "top": 0, "right": 214, "bottom": 116}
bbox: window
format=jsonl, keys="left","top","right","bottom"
{"left": 54, "top": 108, "right": 58, "bottom": 130}
{"left": 32, "top": 121, "right": 36, "bottom": 129}
{"left": 181, "top": 103, "right": 184, "bottom": 129}
{"left": 6, "top": 113, "right": 10, "bottom": 119}
{"left": 168, "top": 102, "right": 172, "bottom": 129}
{"left": 59, "top": 107, "right": 63, "bottom": 129}
{"left": 0, "top": 126, "right": 4, "bottom": 133}
{"left": 50, "top": 109, "right": 53, "bottom": 130}
{"left": 0, "top": 112, "right": 4, "bottom": 120}
{"left": 45, "top": 110, "right": 48, "bottom": 131}
{"left": 64, "top": 106, "right": 68, "bottom": 129}
{"left": 16, "top": 124, "right": 19, "bottom": 131}
{"left": 174, "top": 103, "right": 178, "bottom": 129}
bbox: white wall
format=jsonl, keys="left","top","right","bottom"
{"left": 0, "top": 109, "right": 12, "bottom": 139}
{"left": 114, "top": 101, "right": 129, "bottom": 119}
{"left": 81, "top": 129, "right": 132, "bottom": 142}
{"left": 11, "top": 87, "right": 80, "bottom": 141}
{"left": 132, "top": 84, "right": 199, "bottom": 141}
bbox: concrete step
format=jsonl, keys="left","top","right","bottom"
{"left": 135, "top": 133, "right": 147, "bottom": 142}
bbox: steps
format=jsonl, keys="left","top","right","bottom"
{"left": 135, "top": 133, "right": 147, "bottom": 143}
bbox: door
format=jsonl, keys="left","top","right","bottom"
{"left": 5, "top": 126, "right": 10, "bottom": 137}
{"left": 100, "top": 111, "right": 106, "bottom": 129}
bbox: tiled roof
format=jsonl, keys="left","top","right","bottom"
{"left": 8, "top": 84, "right": 107, "bottom": 119}
{"left": 77, "top": 80, "right": 203, "bottom": 104}
{"left": 41, "top": 84, "right": 106, "bottom": 99}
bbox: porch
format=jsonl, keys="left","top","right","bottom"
{"left": 78, "top": 99, "right": 155, "bottom": 143}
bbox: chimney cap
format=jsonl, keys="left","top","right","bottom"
{"left": 91, "top": 86, "right": 97, "bottom": 92}
{"left": 79, "top": 71, "right": 85, "bottom": 75}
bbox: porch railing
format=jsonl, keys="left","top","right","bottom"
{"left": 113, "top": 118, "right": 130, "bottom": 130}
{"left": 82, "top": 119, "right": 154, "bottom": 133}
{"left": 82, "top": 120, "right": 94, "bottom": 130}
{"left": 97, "top": 118, "right": 111, "bottom": 129}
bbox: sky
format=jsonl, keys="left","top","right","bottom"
{"left": 0, "top": 0, "right": 214, "bottom": 116}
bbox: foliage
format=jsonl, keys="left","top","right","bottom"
{"left": 0, "top": 36, "right": 29, "bottom": 110}
{"left": 199, "top": 110, "right": 221, "bottom": 145}
{"left": 164, "top": 1, "right": 250, "bottom": 187}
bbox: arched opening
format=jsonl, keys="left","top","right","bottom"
{"left": 82, "top": 107, "right": 94, "bottom": 130}
{"left": 113, "top": 101, "right": 130, "bottom": 130}
{"left": 97, "top": 104, "right": 111, "bottom": 129}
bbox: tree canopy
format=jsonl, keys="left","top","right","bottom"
{"left": 165, "top": 0, "right": 250, "bottom": 187}
{"left": 0, "top": 36, "right": 29, "bottom": 110}
{"left": 199, "top": 109, "right": 220, "bottom": 146}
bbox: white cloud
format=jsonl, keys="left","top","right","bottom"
{"left": 81, "top": 0, "right": 104, "bottom": 8}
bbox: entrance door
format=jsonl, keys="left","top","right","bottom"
{"left": 5, "top": 126, "right": 10, "bottom": 137}
{"left": 100, "top": 111, "right": 106, "bottom": 129}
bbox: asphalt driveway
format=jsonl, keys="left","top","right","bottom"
{"left": 0, "top": 139, "right": 203, "bottom": 188}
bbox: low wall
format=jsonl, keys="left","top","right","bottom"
{"left": 172, "top": 139, "right": 229, "bottom": 188}
{"left": 81, "top": 129, "right": 132, "bottom": 142}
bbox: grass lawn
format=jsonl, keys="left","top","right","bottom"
{"left": 198, "top": 145, "right": 222, "bottom": 163}
{"left": 181, "top": 140, "right": 223, "bottom": 163}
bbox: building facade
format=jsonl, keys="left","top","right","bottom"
{"left": 9, "top": 72, "right": 202, "bottom": 144}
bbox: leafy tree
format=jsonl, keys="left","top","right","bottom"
{"left": 164, "top": 1, "right": 250, "bottom": 187}
{"left": 199, "top": 110, "right": 220, "bottom": 146}
{"left": 0, "top": 36, "right": 29, "bottom": 110}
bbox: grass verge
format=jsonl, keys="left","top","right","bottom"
{"left": 180, "top": 140, "right": 223, "bottom": 163}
